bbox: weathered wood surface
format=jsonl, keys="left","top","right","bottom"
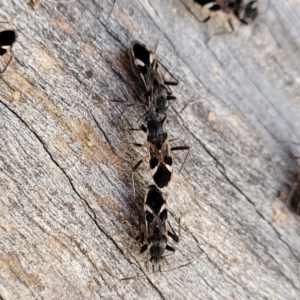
{"left": 0, "top": 0, "right": 300, "bottom": 299}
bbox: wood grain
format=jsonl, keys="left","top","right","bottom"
{"left": 0, "top": 0, "right": 300, "bottom": 299}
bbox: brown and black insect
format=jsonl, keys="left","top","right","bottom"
{"left": 128, "top": 40, "right": 178, "bottom": 118}
{"left": 285, "top": 177, "right": 300, "bottom": 216}
{"left": 195, "top": 0, "right": 258, "bottom": 29}
{"left": 132, "top": 110, "right": 190, "bottom": 190}
{"left": 0, "top": 29, "right": 16, "bottom": 73}
{"left": 137, "top": 185, "right": 179, "bottom": 269}
{"left": 277, "top": 146, "right": 300, "bottom": 216}
{"left": 284, "top": 154, "right": 300, "bottom": 215}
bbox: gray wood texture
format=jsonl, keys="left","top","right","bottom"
{"left": 1, "top": 0, "right": 300, "bottom": 299}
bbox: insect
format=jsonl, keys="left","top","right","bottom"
{"left": 0, "top": 29, "right": 16, "bottom": 73}
{"left": 132, "top": 109, "right": 190, "bottom": 190}
{"left": 285, "top": 178, "right": 300, "bottom": 215}
{"left": 284, "top": 151, "right": 300, "bottom": 216}
{"left": 277, "top": 146, "right": 300, "bottom": 216}
{"left": 137, "top": 185, "right": 179, "bottom": 270}
{"left": 195, "top": 0, "right": 258, "bottom": 29}
{"left": 128, "top": 40, "right": 178, "bottom": 118}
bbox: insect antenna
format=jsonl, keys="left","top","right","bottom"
{"left": 106, "top": 0, "right": 116, "bottom": 24}
{"left": 105, "top": 255, "right": 201, "bottom": 281}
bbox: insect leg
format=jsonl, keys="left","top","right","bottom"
{"left": 171, "top": 146, "right": 190, "bottom": 173}
{"left": 112, "top": 142, "right": 147, "bottom": 165}
{"left": 164, "top": 245, "right": 176, "bottom": 254}
{"left": 157, "top": 60, "right": 178, "bottom": 86}
{"left": 172, "top": 99, "right": 204, "bottom": 119}
{"left": 0, "top": 55, "right": 13, "bottom": 74}
{"left": 132, "top": 154, "right": 149, "bottom": 197}
{"left": 285, "top": 183, "right": 297, "bottom": 208}
{"left": 227, "top": 14, "right": 234, "bottom": 32}
{"left": 194, "top": 0, "right": 214, "bottom": 5}
{"left": 209, "top": 4, "right": 221, "bottom": 12}
{"left": 165, "top": 95, "right": 177, "bottom": 112}
{"left": 105, "top": 0, "right": 115, "bottom": 24}
{"left": 168, "top": 226, "right": 179, "bottom": 243}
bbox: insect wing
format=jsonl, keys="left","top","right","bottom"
{"left": 129, "top": 40, "right": 157, "bottom": 93}
{"left": 0, "top": 30, "right": 16, "bottom": 50}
